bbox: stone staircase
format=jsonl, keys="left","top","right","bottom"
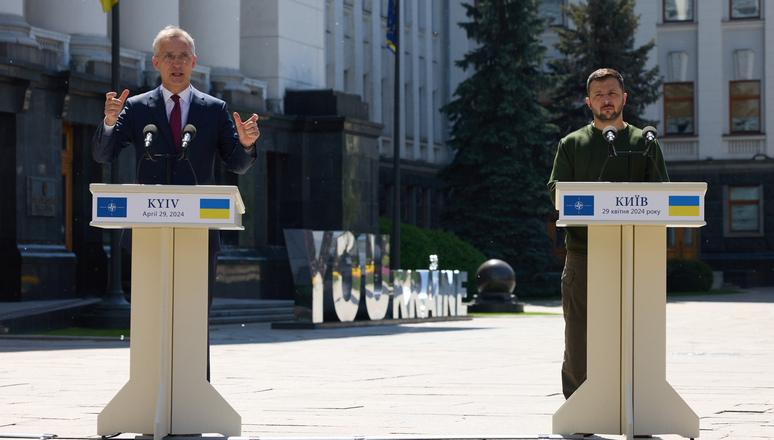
{"left": 0, "top": 298, "right": 296, "bottom": 334}
{"left": 208, "top": 298, "right": 295, "bottom": 325}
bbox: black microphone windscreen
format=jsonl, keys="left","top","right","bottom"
{"left": 603, "top": 125, "right": 617, "bottom": 140}
{"left": 182, "top": 124, "right": 197, "bottom": 139}
{"left": 143, "top": 124, "right": 157, "bottom": 136}
{"left": 642, "top": 126, "right": 657, "bottom": 139}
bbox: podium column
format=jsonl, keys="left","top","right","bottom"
{"left": 90, "top": 184, "right": 248, "bottom": 440}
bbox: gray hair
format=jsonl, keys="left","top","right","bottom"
{"left": 152, "top": 25, "right": 196, "bottom": 57}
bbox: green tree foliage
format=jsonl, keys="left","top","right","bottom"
{"left": 549, "top": 0, "right": 662, "bottom": 136}
{"left": 379, "top": 218, "right": 487, "bottom": 297}
{"left": 438, "top": 0, "right": 558, "bottom": 294}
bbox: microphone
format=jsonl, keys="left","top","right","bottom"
{"left": 602, "top": 125, "right": 618, "bottom": 157}
{"left": 603, "top": 125, "right": 617, "bottom": 143}
{"left": 642, "top": 126, "right": 657, "bottom": 158}
{"left": 143, "top": 124, "right": 157, "bottom": 148}
{"left": 642, "top": 125, "right": 657, "bottom": 143}
{"left": 641, "top": 125, "right": 665, "bottom": 181}
{"left": 136, "top": 124, "right": 158, "bottom": 182}
{"left": 181, "top": 124, "right": 196, "bottom": 151}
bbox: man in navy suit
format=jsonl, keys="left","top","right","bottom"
{"left": 93, "top": 26, "right": 260, "bottom": 376}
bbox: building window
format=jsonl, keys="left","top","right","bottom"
{"left": 664, "top": 0, "right": 693, "bottom": 22}
{"left": 538, "top": 0, "right": 564, "bottom": 27}
{"left": 731, "top": 0, "right": 760, "bottom": 19}
{"left": 664, "top": 82, "right": 694, "bottom": 135}
{"left": 725, "top": 185, "right": 763, "bottom": 236}
{"left": 730, "top": 80, "right": 761, "bottom": 133}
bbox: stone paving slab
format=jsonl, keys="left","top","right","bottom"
{"left": 0, "top": 289, "right": 772, "bottom": 440}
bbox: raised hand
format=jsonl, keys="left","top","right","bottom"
{"left": 233, "top": 112, "right": 261, "bottom": 148}
{"left": 104, "top": 89, "right": 130, "bottom": 126}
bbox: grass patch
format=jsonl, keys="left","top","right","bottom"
{"left": 35, "top": 327, "right": 130, "bottom": 338}
{"left": 468, "top": 312, "right": 561, "bottom": 317}
{"left": 667, "top": 289, "right": 743, "bottom": 297}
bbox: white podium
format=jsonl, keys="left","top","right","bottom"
{"left": 552, "top": 182, "right": 705, "bottom": 439}
{"left": 90, "top": 184, "right": 245, "bottom": 440}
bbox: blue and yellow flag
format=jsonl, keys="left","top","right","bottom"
{"left": 200, "top": 198, "right": 230, "bottom": 220}
{"left": 668, "top": 195, "right": 700, "bottom": 217}
{"left": 386, "top": 0, "right": 397, "bottom": 53}
{"left": 101, "top": 0, "right": 117, "bottom": 13}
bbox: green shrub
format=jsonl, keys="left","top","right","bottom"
{"left": 379, "top": 217, "right": 487, "bottom": 297}
{"left": 667, "top": 258, "right": 714, "bottom": 292}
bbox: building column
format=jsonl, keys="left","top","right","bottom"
{"left": 0, "top": 0, "right": 22, "bottom": 15}
{"left": 240, "top": 0, "right": 323, "bottom": 113}
{"left": 696, "top": 3, "right": 724, "bottom": 158}
{"left": 422, "top": 0, "right": 434, "bottom": 163}
{"left": 370, "top": 1, "right": 383, "bottom": 124}
{"left": 765, "top": 5, "right": 774, "bottom": 157}
{"left": 26, "top": 0, "right": 110, "bottom": 73}
{"left": 0, "top": 2, "right": 38, "bottom": 54}
{"left": 328, "top": 0, "right": 344, "bottom": 91}
{"left": 181, "top": 0, "right": 247, "bottom": 95}
{"left": 119, "top": 0, "right": 179, "bottom": 54}
{"left": 118, "top": 0, "right": 179, "bottom": 89}
{"left": 409, "top": 0, "right": 420, "bottom": 160}
{"left": 398, "top": 0, "right": 406, "bottom": 160}
{"left": 633, "top": 1, "right": 659, "bottom": 124}
{"left": 354, "top": 0, "right": 365, "bottom": 97}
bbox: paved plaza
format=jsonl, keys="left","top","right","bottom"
{"left": 0, "top": 289, "right": 772, "bottom": 440}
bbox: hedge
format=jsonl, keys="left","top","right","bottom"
{"left": 379, "top": 218, "right": 487, "bottom": 297}
{"left": 667, "top": 258, "right": 714, "bottom": 292}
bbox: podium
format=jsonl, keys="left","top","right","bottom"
{"left": 552, "top": 182, "right": 705, "bottom": 439}
{"left": 90, "top": 184, "right": 244, "bottom": 440}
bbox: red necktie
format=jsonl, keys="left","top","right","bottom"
{"left": 170, "top": 94, "right": 181, "bottom": 152}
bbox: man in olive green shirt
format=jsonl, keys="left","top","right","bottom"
{"left": 547, "top": 68, "right": 669, "bottom": 399}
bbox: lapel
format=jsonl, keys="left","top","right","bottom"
{"left": 186, "top": 87, "right": 206, "bottom": 135}
{"left": 148, "top": 87, "right": 175, "bottom": 153}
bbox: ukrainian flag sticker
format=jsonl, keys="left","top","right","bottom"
{"left": 668, "top": 195, "right": 700, "bottom": 216}
{"left": 200, "top": 198, "right": 230, "bottom": 219}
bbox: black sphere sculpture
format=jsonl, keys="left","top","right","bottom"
{"left": 468, "top": 259, "right": 524, "bottom": 313}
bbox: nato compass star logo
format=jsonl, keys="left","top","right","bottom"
{"left": 564, "top": 195, "right": 594, "bottom": 216}
{"left": 97, "top": 197, "right": 127, "bottom": 218}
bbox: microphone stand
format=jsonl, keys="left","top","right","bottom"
{"left": 643, "top": 138, "right": 665, "bottom": 182}
{"left": 133, "top": 151, "right": 181, "bottom": 184}
{"left": 135, "top": 147, "right": 157, "bottom": 184}
{"left": 135, "top": 131, "right": 199, "bottom": 185}
{"left": 178, "top": 146, "right": 199, "bottom": 185}
{"left": 598, "top": 148, "right": 666, "bottom": 183}
{"left": 597, "top": 139, "right": 618, "bottom": 181}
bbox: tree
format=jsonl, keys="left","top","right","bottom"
{"left": 439, "top": 0, "right": 558, "bottom": 294}
{"left": 549, "top": 0, "right": 661, "bottom": 137}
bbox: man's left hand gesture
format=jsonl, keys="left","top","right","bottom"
{"left": 234, "top": 112, "right": 261, "bottom": 148}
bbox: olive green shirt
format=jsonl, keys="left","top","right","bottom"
{"left": 547, "top": 123, "right": 670, "bottom": 254}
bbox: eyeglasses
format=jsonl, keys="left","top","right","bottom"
{"left": 160, "top": 52, "right": 193, "bottom": 64}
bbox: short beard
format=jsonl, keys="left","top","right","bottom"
{"left": 593, "top": 106, "right": 622, "bottom": 123}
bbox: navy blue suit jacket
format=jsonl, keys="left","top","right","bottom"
{"left": 92, "top": 86, "right": 257, "bottom": 251}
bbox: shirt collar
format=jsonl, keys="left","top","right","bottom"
{"left": 160, "top": 85, "right": 192, "bottom": 104}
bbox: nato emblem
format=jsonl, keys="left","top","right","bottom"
{"left": 564, "top": 195, "right": 594, "bottom": 216}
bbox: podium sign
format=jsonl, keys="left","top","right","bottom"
{"left": 553, "top": 182, "right": 705, "bottom": 439}
{"left": 91, "top": 183, "right": 245, "bottom": 229}
{"left": 90, "top": 184, "right": 243, "bottom": 440}
{"left": 557, "top": 181, "right": 706, "bottom": 226}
